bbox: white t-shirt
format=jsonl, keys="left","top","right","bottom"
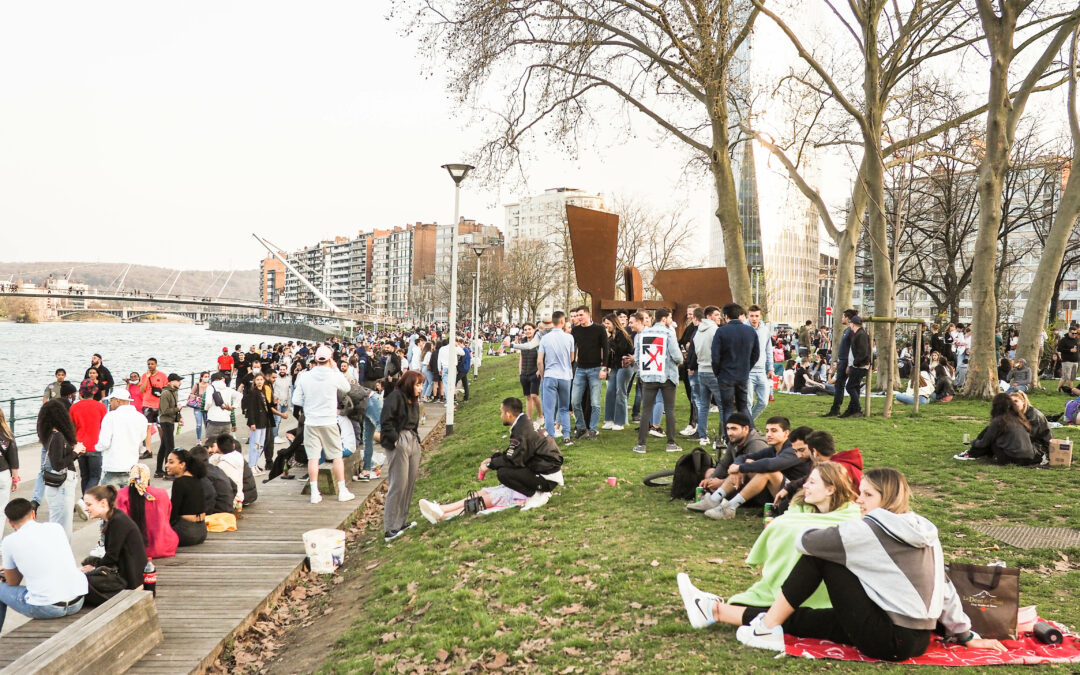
{"left": 211, "top": 451, "right": 245, "bottom": 504}
{"left": 1, "top": 521, "right": 87, "bottom": 605}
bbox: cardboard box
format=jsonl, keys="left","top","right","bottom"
{"left": 1049, "top": 439, "right": 1073, "bottom": 467}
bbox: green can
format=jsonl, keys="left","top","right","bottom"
{"left": 763, "top": 503, "right": 774, "bottom": 522}
{"left": 695, "top": 487, "right": 705, "bottom": 502}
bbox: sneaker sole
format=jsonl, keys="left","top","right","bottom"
{"left": 419, "top": 501, "right": 442, "bottom": 524}
{"left": 677, "top": 573, "right": 718, "bottom": 629}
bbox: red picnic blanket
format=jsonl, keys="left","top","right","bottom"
{"left": 785, "top": 621, "right": 1080, "bottom": 666}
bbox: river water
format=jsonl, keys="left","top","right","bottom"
{"left": 0, "top": 322, "right": 290, "bottom": 438}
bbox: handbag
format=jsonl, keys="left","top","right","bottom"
{"left": 41, "top": 437, "right": 69, "bottom": 488}
{"left": 84, "top": 565, "right": 126, "bottom": 606}
{"left": 947, "top": 562, "right": 1020, "bottom": 639}
{"left": 463, "top": 490, "right": 485, "bottom": 515}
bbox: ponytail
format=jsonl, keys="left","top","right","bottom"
{"left": 84, "top": 484, "right": 118, "bottom": 521}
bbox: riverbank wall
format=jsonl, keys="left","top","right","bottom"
{"left": 208, "top": 320, "right": 340, "bottom": 342}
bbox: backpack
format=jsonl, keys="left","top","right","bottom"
{"left": 346, "top": 384, "right": 371, "bottom": 421}
{"left": 458, "top": 348, "right": 472, "bottom": 374}
{"left": 670, "top": 448, "right": 714, "bottom": 501}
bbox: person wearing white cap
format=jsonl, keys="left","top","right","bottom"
{"left": 291, "top": 345, "right": 354, "bottom": 504}
{"left": 96, "top": 389, "right": 149, "bottom": 489}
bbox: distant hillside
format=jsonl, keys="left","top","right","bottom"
{"left": 0, "top": 262, "right": 260, "bottom": 301}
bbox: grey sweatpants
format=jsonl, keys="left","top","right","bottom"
{"left": 383, "top": 430, "right": 421, "bottom": 534}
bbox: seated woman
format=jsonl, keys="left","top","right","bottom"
{"left": 208, "top": 434, "right": 244, "bottom": 509}
{"left": 997, "top": 357, "right": 1012, "bottom": 384}
{"left": 1009, "top": 391, "right": 1051, "bottom": 460}
{"left": 680, "top": 463, "right": 859, "bottom": 626}
{"left": 165, "top": 449, "right": 207, "bottom": 546}
{"left": 115, "top": 464, "right": 178, "bottom": 559}
{"left": 793, "top": 360, "right": 832, "bottom": 395}
{"left": 931, "top": 364, "right": 955, "bottom": 402}
{"left": 677, "top": 468, "right": 1006, "bottom": 661}
{"left": 895, "top": 362, "right": 933, "bottom": 405}
{"left": 81, "top": 484, "right": 149, "bottom": 605}
{"left": 960, "top": 393, "right": 1038, "bottom": 465}
{"left": 189, "top": 445, "right": 235, "bottom": 514}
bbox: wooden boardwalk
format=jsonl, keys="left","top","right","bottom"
{"left": 0, "top": 404, "right": 443, "bottom": 674}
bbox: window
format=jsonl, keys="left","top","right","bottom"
{"left": 1063, "top": 280, "right": 1078, "bottom": 292}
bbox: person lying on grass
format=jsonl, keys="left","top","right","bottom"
{"left": 418, "top": 397, "right": 564, "bottom": 524}
{"left": 678, "top": 467, "right": 1006, "bottom": 661}
{"left": 770, "top": 430, "right": 862, "bottom": 516}
{"left": 687, "top": 419, "right": 811, "bottom": 520}
{"left": 679, "top": 462, "right": 860, "bottom": 626}
{"left": 955, "top": 393, "right": 1039, "bottom": 465}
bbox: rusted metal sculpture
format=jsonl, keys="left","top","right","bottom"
{"left": 566, "top": 205, "right": 734, "bottom": 329}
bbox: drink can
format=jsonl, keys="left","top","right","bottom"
{"left": 695, "top": 487, "right": 704, "bottom": 502}
{"left": 763, "top": 503, "right": 774, "bottom": 522}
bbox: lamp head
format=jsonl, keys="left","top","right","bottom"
{"left": 471, "top": 244, "right": 488, "bottom": 257}
{"left": 441, "top": 163, "right": 474, "bottom": 185}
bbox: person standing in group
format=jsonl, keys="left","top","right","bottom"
{"left": 517, "top": 323, "right": 544, "bottom": 425}
{"left": 84, "top": 354, "right": 114, "bottom": 401}
{"left": 601, "top": 314, "right": 633, "bottom": 431}
{"left": 243, "top": 372, "right": 272, "bottom": 475}
{"left": 379, "top": 370, "right": 425, "bottom": 543}
{"left": 711, "top": 303, "right": 759, "bottom": 430}
{"left": 570, "top": 306, "right": 609, "bottom": 440}
{"left": 273, "top": 365, "right": 291, "bottom": 442}
{"left": 632, "top": 309, "right": 684, "bottom": 454}
{"left": 746, "top": 305, "right": 773, "bottom": 423}
{"left": 156, "top": 374, "right": 182, "bottom": 480}
{"left": 797, "top": 320, "right": 813, "bottom": 358}
{"left": 36, "top": 399, "right": 86, "bottom": 540}
{"left": 291, "top": 345, "right": 354, "bottom": 504}
{"left": 217, "top": 348, "right": 234, "bottom": 387}
{"left": 1058, "top": 326, "right": 1080, "bottom": 391}
{"left": 139, "top": 358, "right": 168, "bottom": 459}
{"left": 42, "top": 368, "right": 67, "bottom": 404}
{"left": 538, "top": 311, "right": 576, "bottom": 446}
{"left": 70, "top": 382, "right": 107, "bottom": 519}
{"left": 97, "top": 389, "right": 149, "bottom": 485}
{"left": 0, "top": 410, "right": 20, "bottom": 512}
{"left": 693, "top": 306, "right": 724, "bottom": 448}
{"left": 838, "top": 315, "right": 872, "bottom": 418}
{"left": 188, "top": 372, "right": 211, "bottom": 443}
{"left": 823, "top": 309, "right": 858, "bottom": 417}
{"left": 678, "top": 305, "right": 701, "bottom": 438}
{"left": 203, "top": 372, "right": 239, "bottom": 440}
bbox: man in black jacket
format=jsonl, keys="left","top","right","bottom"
{"left": 711, "top": 304, "right": 759, "bottom": 432}
{"left": 678, "top": 306, "right": 701, "bottom": 437}
{"left": 839, "top": 316, "right": 872, "bottom": 418}
{"left": 823, "top": 309, "right": 857, "bottom": 417}
{"left": 418, "top": 398, "right": 564, "bottom": 524}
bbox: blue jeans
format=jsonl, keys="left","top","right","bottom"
{"left": 748, "top": 371, "right": 771, "bottom": 423}
{"left": 571, "top": 367, "right": 603, "bottom": 432}
{"left": 696, "top": 372, "right": 726, "bottom": 440}
{"left": 248, "top": 428, "right": 266, "bottom": 468}
{"left": 895, "top": 393, "right": 929, "bottom": 405}
{"left": 32, "top": 446, "right": 47, "bottom": 505}
{"left": 541, "top": 377, "right": 572, "bottom": 440}
{"left": 0, "top": 584, "right": 84, "bottom": 632}
{"left": 46, "top": 470, "right": 78, "bottom": 541}
{"left": 421, "top": 368, "right": 434, "bottom": 399}
{"left": 604, "top": 366, "right": 632, "bottom": 425}
{"left": 1006, "top": 385, "right": 1028, "bottom": 393}
{"left": 193, "top": 408, "right": 206, "bottom": 440}
{"left": 362, "top": 394, "right": 384, "bottom": 472}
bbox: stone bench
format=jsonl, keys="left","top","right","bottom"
{"left": 301, "top": 450, "right": 363, "bottom": 496}
{"left": 0, "top": 590, "right": 162, "bottom": 675}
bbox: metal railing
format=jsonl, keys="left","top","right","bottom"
{"left": 6, "top": 371, "right": 206, "bottom": 442}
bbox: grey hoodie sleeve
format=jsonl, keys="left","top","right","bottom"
{"left": 796, "top": 525, "right": 848, "bottom": 566}
{"left": 938, "top": 574, "right": 973, "bottom": 636}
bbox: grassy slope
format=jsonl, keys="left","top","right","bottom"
{"left": 325, "top": 357, "right": 1080, "bottom": 674}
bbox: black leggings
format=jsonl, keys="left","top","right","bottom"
{"left": 495, "top": 466, "right": 555, "bottom": 497}
{"left": 771, "top": 555, "right": 931, "bottom": 662}
{"left": 173, "top": 519, "right": 207, "bottom": 547}
{"left": 156, "top": 422, "right": 175, "bottom": 474}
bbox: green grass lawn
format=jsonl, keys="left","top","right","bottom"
{"left": 324, "top": 358, "right": 1080, "bottom": 673}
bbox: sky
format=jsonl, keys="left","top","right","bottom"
{"left": 0, "top": 1, "right": 711, "bottom": 271}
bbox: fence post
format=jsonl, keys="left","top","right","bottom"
{"left": 8, "top": 399, "right": 13, "bottom": 428}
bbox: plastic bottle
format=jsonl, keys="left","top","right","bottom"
{"left": 143, "top": 558, "right": 157, "bottom": 597}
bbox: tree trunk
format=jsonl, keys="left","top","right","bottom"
{"left": 710, "top": 90, "right": 752, "bottom": 307}
{"left": 1016, "top": 168, "right": 1080, "bottom": 381}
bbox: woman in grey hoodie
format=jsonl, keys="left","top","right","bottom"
{"left": 679, "top": 468, "right": 1006, "bottom": 661}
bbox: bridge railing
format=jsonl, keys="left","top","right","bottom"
{"left": 6, "top": 372, "right": 205, "bottom": 442}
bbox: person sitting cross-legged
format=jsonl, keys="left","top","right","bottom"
{"left": 0, "top": 498, "right": 87, "bottom": 631}
{"left": 689, "top": 419, "right": 811, "bottom": 520}
{"left": 688, "top": 413, "right": 769, "bottom": 507}
{"left": 418, "top": 397, "right": 564, "bottom": 524}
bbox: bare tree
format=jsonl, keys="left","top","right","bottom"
{"left": 611, "top": 195, "right": 699, "bottom": 298}
{"left": 963, "top": 1, "right": 1079, "bottom": 399}
{"left": 1016, "top": 26, "right": 1080, "bottom": 377}
{"left": 406, "top": 0, "right": 758, "bottom": 305}
{"left": 503, "top": 239, "right": 557, "bottom": 318}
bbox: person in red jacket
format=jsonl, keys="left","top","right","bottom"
{"left": 773, "top": 430, "right": 863, "bottom": 514}
{"left": 70, "top": 382, "right": 107, "bottom": 517}
{"left": 216, "top": 348, "right": 234, "bottom": 386}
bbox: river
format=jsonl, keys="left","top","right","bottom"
{"left": 0, "top": 322, "right": 295, "bottom": 438}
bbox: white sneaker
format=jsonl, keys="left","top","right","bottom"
{"left": 666, "top": 443, "right": 683, "bottom": 453}
{"left": 705, "top": 499, "right": 738, "bottom": 520}
{"left": 677, "top": 573, "right": 721, "bottom": 629}
{"left": 75, "top": 499, "right": 89, "bottom": 521}
{"left": 610, "top": 425, "right": 624, "bottom": 431}
{"left": 680, "top": 425, "right": 697, "bottom": 437}
{"left": 338, "top": 488, "right": 357, "bottom": 502}
{"left": 310, "top": 492, "right": 323, "bottom": 504}
{"left": 736, "top": 613, "right": 785, "bottom": 652}
{"left": 602, "top": 421, "right": 615, "bottom": 430}
{"left": 698, "top": 437, "right": 711, "bottom": 446}
{"left": 685, "top": 494, "right": 717, "bottom": 512}
{"left": 709, "top": 406, "right": 719, "bottom": 413}
{"left": 649, "top": 427, "right": 665, "bottom": 438}
{"left": 521, "top": 491, "right": 551, "bottom": 511}
{"left": 419, "top": 499, "right": 445, "bottom": 524}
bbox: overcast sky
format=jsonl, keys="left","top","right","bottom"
{"left": 0, "top": 1, "right": 710, "bottom": 271}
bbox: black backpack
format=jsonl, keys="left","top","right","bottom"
{"left": 670, "top": 448, "right": 714, "bottom": 501}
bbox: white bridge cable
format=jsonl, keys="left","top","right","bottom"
{"left": 257, "top": 234, "right": 377, "bottom": 314}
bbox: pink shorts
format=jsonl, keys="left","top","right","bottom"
{"left": 484, "top": 485, "right": 528, "bottom": 509}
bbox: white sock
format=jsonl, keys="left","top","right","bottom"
{"left": 310, "top": 481, "right": 320, "bottom": 494}
{"left": 730, "top": 494, "right": 746, "bottom": 507}
{"left": 337, "top": 480, "right": 347, "bottom": 492}
{"left": 715, "top": 488, "right": 729, "bottom": 501}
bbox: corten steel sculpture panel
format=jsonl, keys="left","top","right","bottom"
{"left": 566, "top": 205, "right": 735, "bottom": 330}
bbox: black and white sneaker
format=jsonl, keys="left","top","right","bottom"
{"left": 384, "top": 529, "right": 404, "bottom": 543}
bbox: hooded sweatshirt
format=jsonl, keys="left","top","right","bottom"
{"left": 692, "top": 318, "right": 718, "bottom": 369}
{"left": 830, "top": 448, "right": 864, "bottom": 489}
{"left": 797, "top": 508, "right": 972, "bottom": 634}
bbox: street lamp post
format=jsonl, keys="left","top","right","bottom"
{"left": 471, "top": 243, "right": 488, "bottom": 377}
{"left": 440, "top": 163, "right": 473, "bottom": 436}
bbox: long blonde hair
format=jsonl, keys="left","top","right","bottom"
{"left": 0, "top": 409, "right": 12, "bottom": 442}
{"left": 862, "top": 467, "right": 912, "bottom": 514}
{"left": 793, "top": 461, "right": 856, "bottom": 513}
